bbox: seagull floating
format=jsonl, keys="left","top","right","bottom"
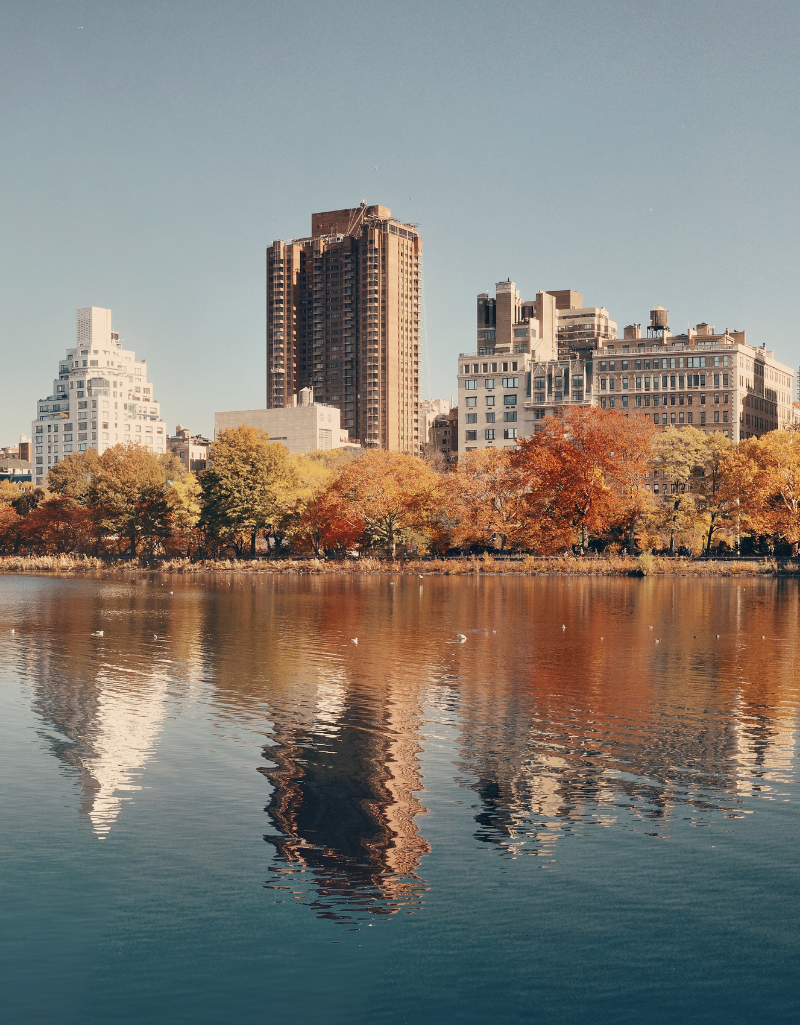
{"left": 94, "top": 630, "right": 104, "bottom": 637}
{"left": 456, "top": 633, "right": 467, "bottom": 643}
{"left": 562, "top": 624, "right": 566, "bottom": 630}
{"left": 350, "top": 638, "right": 358, "bottom": 645}
{"left": 10, "top": 628, "right": 15, "bottom": 634}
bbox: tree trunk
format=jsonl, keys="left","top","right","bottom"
{"left": 250, "top": 528, "right": 257, "bottom": 559}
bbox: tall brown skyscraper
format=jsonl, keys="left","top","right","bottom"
{"left": 266, "top": 203, "right": 421, "bottom": 452}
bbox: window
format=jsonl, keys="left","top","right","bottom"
{"left": 485, "top": 378, "right": 495, "bottom": 389}
{"left": 601, "top": 378, "right": 607, "bottom": 390}
{"left": 502, "top": 377, "right": 518, "bottom": 389}
{"left": 465, "top": 412, "right": 477, "bottom": 424}
{"left": 609, "top": 397, "right": 616, "bottom": 408}
{"left": 486, "top": 395, "right": 495, "bottom": 407}
{"left": 485, "top": 412, "right": 495, "bottom": 423}
{"left": 600, "top": 397, "right": 607, "bottom": 409}
{"left": 503, "top": 411, "right": 517, "bottom": 422}
{"left": 503, "top": 429, "right": 518, "bottom": 439}
{"left": 622, "top": 396, "right": 629, "bottom": 407}
{"left": 465, "top": 379, "right": 477, "bottom": 390}
{"left": 635, "top": 395, "right": 642, "bottom": 407}
{"left": 463, "top": 365, "right": 469, "bottom": 374}
{"left": 622, "top": 361, "right": 629, "bottom": 371}
{"left": 622, "top": 377, "right": 629, "bottom": 390}
{"left": 485, "top": 429, "right": 495, "bottom": 440}
{"left": 503, "top": 394, "right": 517, "bottom": 406}
{"left": 723, "top": 411, "right": 729, "bottom": 422}
{"left": 465, "top": 396, "right": 477, "bottom": 407}
{"left": 609, "top": 378, "right": 615, "bottom": 391}
{"left": 466, "top": 430, "right": 477, "bottom": 441}
{"left": 701, "top": 412, "right": 706, "bottom": 425}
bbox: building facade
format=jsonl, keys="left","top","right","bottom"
{"left": 428, "top": 407, "right": 458, "bottom": 461}
{"left": 266, "top": 203, "right": 421, "bottom": 453}
{"left": 31, "top": 307, "right": 167, "bottom": 486}
{"left": 167, "top": 426, "right": 211, "bottom": 472}
{"left": 216, "top": 389, "right": 360, "bottom": 455}
{"left": 458, "top": 291, "right": 796, "bottom": 453}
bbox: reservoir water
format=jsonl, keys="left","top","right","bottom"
{"left": 1, "top": 573, "right": 799, "bottom": 1024}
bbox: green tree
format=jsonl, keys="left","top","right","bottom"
{"left": 47, "top": 449, "right": 101, "bottom": 502}
{"left": 199, "top": 426, "right": 299, "bottom": 558}
{"left": 89, "top": 444, "right": 183, "bottom": 557}
{"left": 650, "top": 427, "right": 706, "bottom": 553}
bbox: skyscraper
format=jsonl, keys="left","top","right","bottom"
{"left": 31, "top": 307, "right": 167, "bottom": 485}
{"left": 266, "top": 203, "right": 422, "bottom": 452}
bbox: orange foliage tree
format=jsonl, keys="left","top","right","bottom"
{"left": 18, "top": 497, "right": 94, "bottom": 555}
{"left": 722, "top": 432, "right": 800, "bottom": 549}
{"left": 514, "top": 407, "right": 657, "bottom": 551}
{"left": 449, "top": 448, "right": 545, "bottom": 551}
{"left": 321, "top": 450, "right": 442, "bottom": 556}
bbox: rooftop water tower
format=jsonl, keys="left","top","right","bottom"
{"left": 648, "top": 305, "right": 669, "bottom": 338}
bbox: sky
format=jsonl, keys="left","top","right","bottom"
{"left": 2, "top": 0, "right": 800, "bottom": 443}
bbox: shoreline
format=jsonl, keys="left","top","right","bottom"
{"left": 1, "top": 555, "right": 798, "bottom": 578}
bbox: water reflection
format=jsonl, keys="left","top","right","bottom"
{"left": 4, "top": 574, "right": 799, "bottom": 913}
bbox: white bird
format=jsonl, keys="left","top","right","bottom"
{"left": 761, "top": 635, "right": 766, "bottom": 639}
{"left": 562, "top": 624, "right": 566, "bottom": 630}
{"left": 419, "top": 575, "right": 424, "bottom": 579}
{"left": 153, "top": 634, "right": 158, "bottom": 640}
{"left": 94, "top": 630, "right": 104, "bottom": 637}
{"left": 648, "top": 626, "right": 654, "bottom": 630}
{"left": 654, "top": 639, "right": 660, "bottom": 644}
{"left": 456, "top": 633, "right": 467, "bottom": 643}
{"left": 169, "top": 591, "right": 173, "bottom": 595}
{"left": 10, "top": 628, "right": 15, "bottom": 634}
{"left": 350, "top": 638, "right": 358, "bottom": 644}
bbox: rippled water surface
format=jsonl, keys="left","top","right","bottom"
{"left": 1, "top": 573, "right": 799, "bottom": 1024}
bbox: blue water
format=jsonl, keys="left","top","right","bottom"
{"left": 1, "top": 573, "right": 798, "bottom": 1023}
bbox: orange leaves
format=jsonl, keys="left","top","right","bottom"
{"left": 312, "top": 450, "right": 443, "bottom": 555}
{"left": 722, "top": 432, "right": 800, "bottom": 544}
{"left": 514, "top": 407, "right": 656, "bottom": 549}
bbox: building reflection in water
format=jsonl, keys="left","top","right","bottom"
{"left": 440, "top": 578, "right": 800, "bottom": 855}
{"left": 12, "top": 573, "right": 798, "bottom": 907}
{"left": 15, "top": 578, "right": 205, "bottom": 839}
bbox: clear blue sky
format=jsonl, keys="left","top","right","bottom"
{"left": 2, "top": 0, "right": 799, "bottom": 443}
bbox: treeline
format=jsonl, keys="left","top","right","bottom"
{"left": 1, "top": 410, "right": 799, "bottom": 560}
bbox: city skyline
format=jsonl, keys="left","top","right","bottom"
{"left": 3, "top": 2, "right": 800, "bottom": 444}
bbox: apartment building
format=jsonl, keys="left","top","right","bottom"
{"left": 32, "top": 308, "right": 166, "bottom": 485}
{"left": 459, "top": 280, "right": 561, "bottom": 451}
{"left": 266, "top": 203, "right": 421, "bottom": 453}
{"left": 459, "top": 291, "right": 795, "bottom": 453}
{"left": 167, "top": 425, "right": 211, "bottom": 471}
{"left": 428, "top": 407, "right": 458, "bottom": 461}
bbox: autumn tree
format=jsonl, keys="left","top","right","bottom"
{"left": 722, "top": 432, "right": 800, "bottom": 550}
{"left": 89, "top": 444, "right": 183, "bottom": 557}
{"left": 450, "top": 448, "right": 537, "bottom": 551}
{"left": 0, "top": 481, "right": 23, "bottom": 508}
{"left": 47, "top": 449, "right": 101, "bottom": 502}
{"left": 199, "top": 426, "right": 299, "bottom": 557}
{"left": 18, "top": 497, "right": 94, "bottom": 555}
{"left": 165, "top": 472, "right": 202, "bottom": 556}
{"left": 515, "top": 407, "right": 656, "bottom": 552}
{"left": 323, "top": 450, "right": 442, "bottom": 557}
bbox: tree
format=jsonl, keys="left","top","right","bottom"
{"left": 450, "top": 448, "right": 537, "bottom": 551}
{"left": 650, "top": 427, "right": 706, "bottom": 553}
{"left": 165, "top": 472, "right": 202, "bottom": 556}
{"left": 0, "top": 481, "right": 23, "bottom": 508}
{"left": 0, "top": 507, "right": 23, "bottom": 554}
{"left": 692, "top": 431, "right": 734, "bottom": 551}
{"left": 515, "top": 407, "right": 656, "bottom": 552}
{"left": 324, "top": 450, "right": 441, "bottom": 557}
{"left": 89, "top": 444, "right": 181, "bottom": 557}
{"left": 723, "top": 432, "right": 800, "bottom": 550}
{"left": 12, "top": 487, "right": 47, "bottom": 518}
{"left": 199, "top": 426, "right": 299, "bottom": 557}
{"left": 47, "top": 449, "right": 101, "bottom": 502}
{"left": 18, "top": 498, "right": 94, "bottom": 555}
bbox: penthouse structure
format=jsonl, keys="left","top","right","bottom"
{"left": 32, "top": 307, "right": 166, "bottom": 485}
{"left": 266, "top": 203, "right": 421, "bottom": 453}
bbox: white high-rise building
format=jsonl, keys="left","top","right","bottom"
{"left": 32, "top": 307, "right": 167, "bottom": 485}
